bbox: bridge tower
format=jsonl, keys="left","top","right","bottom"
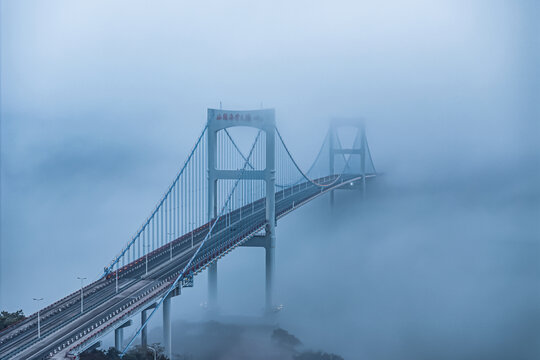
{"left": 207, "top": 108, "right": 277, "bottom": 314}
{"left": 329, "top": 119, "right": 367, "bottom": 205}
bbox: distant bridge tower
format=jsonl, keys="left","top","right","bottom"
{"left": 329, "top": 119, "right": 367, "bottom": 205}
{"left": 207, "top": 109, "right": 277, "bottom": 314}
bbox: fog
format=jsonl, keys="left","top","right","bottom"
{"left": 1, "top": 1, "right": 539, "bottom": 359}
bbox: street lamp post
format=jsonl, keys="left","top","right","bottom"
{"left": 189, "top": 222, "right": 195, "bottom": 248}
{"left": 167, "top": 233, "right": 174, "bottom": 260}
{"left": 115, "top": 262, "right": 119, "bottom": 293}
{"left": 77, "top": 277, "right": 87, "bottom": 314}
{"left": 145, "top": 241, "right": 151, "bottom": 275}
{"left": 32, "top": 297, "right": 43, "bottom": 339}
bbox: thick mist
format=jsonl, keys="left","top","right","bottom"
{"left": 1, "top": 1, "right": 539, "bottom": 359}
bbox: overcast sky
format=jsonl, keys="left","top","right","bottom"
{"left": 1, "top": 1, "right": 539, "bottom": 358}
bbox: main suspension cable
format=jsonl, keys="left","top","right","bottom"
{"left": 275, "top": 128, "right": 346, "bottom": 188}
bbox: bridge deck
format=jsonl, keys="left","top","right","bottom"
{"left": 0, "top": 174, "right": 374, "bottom": 360}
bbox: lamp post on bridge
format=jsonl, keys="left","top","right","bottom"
{"left": 167, "top": 233, "right": 174, "bottom": 261}
{"left": 32, "top": 297, "right": 43, "bottom": 340}
{"left": 145, "top": 233, "right": 160, "bottom": 275}
{"left": 189, "top": 222, "right": 195, "bottom": 248}
{"left": 239, "top": 197, "right": 242, "bottom": 220}
{"left": 115, "top": 262, "right": 119, "bottom": 293}
{"left": 77, "top": 277, "right": 87, "bottom": 314}
{"left": 145, "top": 243, "right": 149, "bottom": 275}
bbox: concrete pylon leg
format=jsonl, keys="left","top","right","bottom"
{"left": 163, "top": 295, "right": 172, "bottom": 358}
{"left": 208, "top": 261, "right": 218, "bottom": 313}
{"left": 141, "top": 310, "right": 147, "bottom": 348}
{"left": 362, "top": 177, "right": 366, "bottom": 198}
{"left": 330, "top": 190, "right": 335, "bottom": 206}
{"left": 114, "top": 327, "right": 123, "bottom": 351}
{"left": 265, "top": 234, "right": 276, "bottom": 314}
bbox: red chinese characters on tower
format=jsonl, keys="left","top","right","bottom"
{"left": 216, "top": 112, "right": 264, "bottom": 122}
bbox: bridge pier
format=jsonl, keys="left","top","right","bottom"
{"left": 114, "top": 328, "right": 123, "bottom": 352}
{"left": 265, "top": 233, "right": 276, "bottom": 314}
{"left": 163, "top": 294, "right": 172, "bottom": 358}
{"left": 241, "top": 232, "right": 276, "bottom": 315}
{"left": 140, "top": 303, "right": 157, "bottom": 348}
{"left": 208, "top": 262, "right": 218, "bottom": 313}
{"left": 114, "top": 320, "right": 132, "bottom": 351}
{"left": 141, "top": 310, "right": 147, "bottom": 348}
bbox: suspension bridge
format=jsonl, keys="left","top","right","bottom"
{"left": 0, "top": 108, "right": 377, "bottom": 360}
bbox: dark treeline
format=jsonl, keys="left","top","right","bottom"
{"left": 80, "top": 345, "right": 168, "bottom": 360}
{"left": 80, "top": 326, "right": 343, "bottom": 360}
{"left": 0, "top": 310, "right": 25, "bottom": 331}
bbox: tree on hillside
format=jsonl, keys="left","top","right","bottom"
{"left": 80, "top": 345, "right": 168, "bottom": 360}
{"left": 124, "top": 345, "right": 168, "bottom": 360}
{"left": 294, "top": 351, "right": 344, "bottom": 360}
{"left": 79, "top": 348, "right": 120, "bottom": 360}
{"left": 0, "top": 310, "right": 25, "bottom": 331}
{"left": 271, "top": 327, "right": 302, "bottom": 351}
